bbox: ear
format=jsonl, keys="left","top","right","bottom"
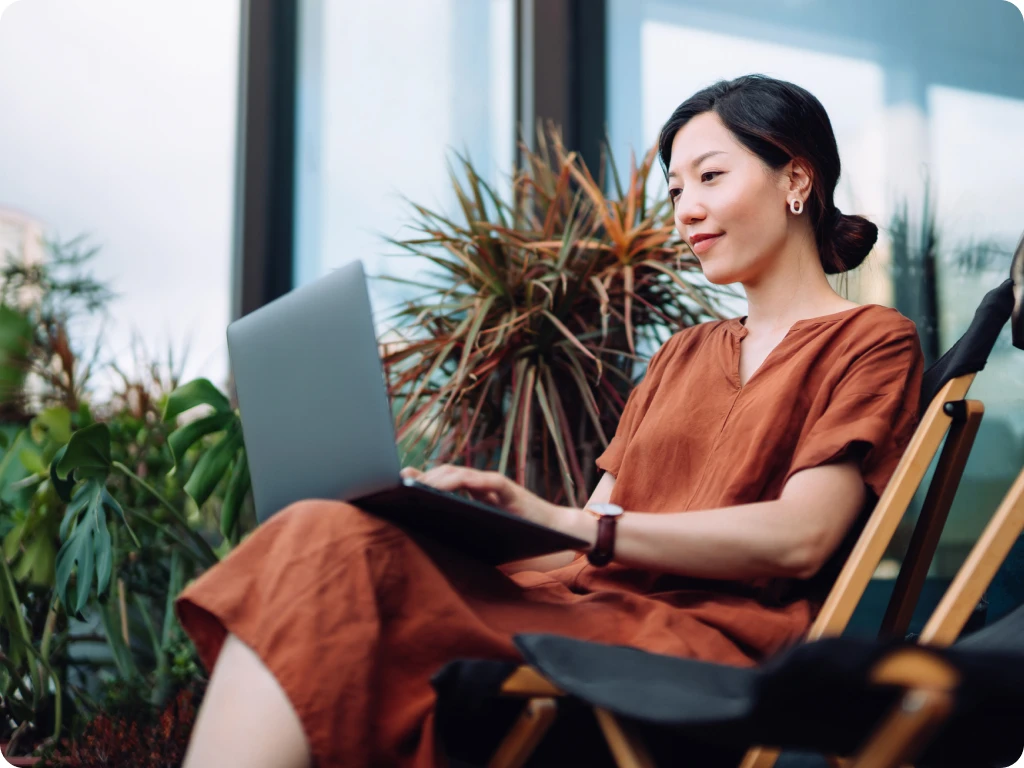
{"left": 783, "top": 158, "right": 814, "bottom": 199}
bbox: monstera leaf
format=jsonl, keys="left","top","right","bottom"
{"left": 55, "top": 479, "right": 120, "bottom": 615}
{"left": 163, "top": 378, "right": 251, "bottom": 543}
{"left": 50, "top": 424, "right": 140, "bottom": 615}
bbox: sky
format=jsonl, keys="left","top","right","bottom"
{"left": 0, "top": 0, "right": 239, "bottom": 393}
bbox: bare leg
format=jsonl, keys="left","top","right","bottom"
{"left": 183, "top": 633, "right": 312, "bottom": 768}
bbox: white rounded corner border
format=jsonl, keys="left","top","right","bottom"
{"left": 0, "top": 0, "right": 22, "bottom": 23}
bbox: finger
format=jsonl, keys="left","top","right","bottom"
{"left": 429, "top": 467, "right": 500, "bottom": 496}
{"left": 418, "top": 464, "right": 458, "bottom": 487}
{"left": 400, "top": 467, "right": 424, "bottom": 480}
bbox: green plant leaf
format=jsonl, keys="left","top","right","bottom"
{"left": 13, "top": 531, "right": 56, "bottom": 586}
{"left": 55, "top": 479, "right": 123, "bottom": 615}
{"left": 55, "top": 423, "right": 111, "bottom": 481}
{"left": 184, "top": 422, "right": 244, "bottom": 508}
{"left": 167, "top": 410, "right": 236, "bottom": 468}
{"left": 30, "top": 406, "right": 73, "bottom": 445}
{"left": 19, "top": 446, "right": 46, "bottom": 475}
{"left": 163, "top": 378, "right": 231, "bottom": 422}
{"left": 220, "top": 449, "right": 250, "bottom": 542}
{"left": 50, "top": 444, "right": 76, "bottom": 502}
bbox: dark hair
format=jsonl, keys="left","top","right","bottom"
{"left": 658, "top": 74, "right": 877, "bottom": 274}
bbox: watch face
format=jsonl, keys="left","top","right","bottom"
{"left": 588, "top": 502, "right": 624, "bottom": 517}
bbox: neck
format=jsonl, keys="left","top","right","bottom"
{"left": 740, "top": 234, "right": 846, "bottom": 334}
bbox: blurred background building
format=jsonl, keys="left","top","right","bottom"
{"left": 0, "top": 0, "right": 1022, "bottom": 579}
{"left": 0, "top": 207, "right": 45, "bottom": 308}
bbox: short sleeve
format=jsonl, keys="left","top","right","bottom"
{"left": 783, "top": 328, "right": 924, "bottom": 498}
{"left": 595, "top": 334, "right": 679, "bottom": 477}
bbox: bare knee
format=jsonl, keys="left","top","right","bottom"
{"left": 184, "top": 634, "right": 311, "bottom": 768}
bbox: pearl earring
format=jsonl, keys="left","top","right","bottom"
{"left": 789, "top": 199, "right": 804, "bottom": 215}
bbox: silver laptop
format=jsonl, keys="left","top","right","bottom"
{"left": 226, "top": 260, "right": 588, "bottom": 564}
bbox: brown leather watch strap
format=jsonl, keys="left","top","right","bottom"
{"left": 587, "top": 515, "right": 617, "bottom": 567}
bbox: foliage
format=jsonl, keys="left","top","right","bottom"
{"left": 0, "top": 236, "right": 115, "bottom": 417}
{"left": 382, "top": 125, "right": 729, "bottom": 504}
{"left": 0, "top": 241, "right": 252, "bottom": 758}
{"left": 43, "top": 683, "right": 203, "bottom": 767}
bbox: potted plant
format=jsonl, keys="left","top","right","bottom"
{"left": 382, "top": 125, "right": 730, "bottom": 505}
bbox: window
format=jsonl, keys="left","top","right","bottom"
{"left": 293, "top": 0, "right": 515, "bottom": 319}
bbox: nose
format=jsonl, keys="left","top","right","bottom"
{"left": 673, "top": 189, "right": 706, "bottom": 231}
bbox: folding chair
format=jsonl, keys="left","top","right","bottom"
{"left": 491, "top": 458, "right": 1024, "bottom": 768}
{"left": 433, "top": 240, "right": 1023, "bottom": 767}
{"left": 831, "top": 462, "right": 1024, "bottom": 768}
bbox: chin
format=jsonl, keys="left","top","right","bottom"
{"left": 698, "top": 259, "right": 745, "bottom": 286}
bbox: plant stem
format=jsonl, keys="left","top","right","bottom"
{"left": 0, "top": 653, "right": 35, "bottom": 704}
{"left": 117, "top": 578, "right": 130, "bottom": 646}
{"left": 127, "top": 507, "right": 210, "bottom": 565}
{"left": 25, "top": 645, "right": 62, "bottom": 743}
{"left": 39, "top": 596, "right": 59, "bottom": 660}
{"left": 0, "top": 555, "right": 42, "bottom": 700}
{"left": 113, "top": 461, "right": 219, "bottom": 565}
{"left": 134, "top": 592, "right": 169, "bottom": 705}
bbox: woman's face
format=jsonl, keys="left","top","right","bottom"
{"left": 667, "top": 112, "right": 795, "bottom": 286}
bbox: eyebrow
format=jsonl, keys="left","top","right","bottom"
{"left": 667, "top": 150, "right": 727, "bottom": 179}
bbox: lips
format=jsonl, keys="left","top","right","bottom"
{"left": 691, "top": 233, "right": 724, "bottom": 255}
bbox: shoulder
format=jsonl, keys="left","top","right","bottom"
{"left": 819, "top": 306, "right": 924, "bottom": 395}
{"left": 808, "top": 305, "right": 922, "bottom": 362}
{"left": 826, "top": 304, "right": 918, "bottom": 341}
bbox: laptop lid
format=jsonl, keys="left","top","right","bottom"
{"left": 226, "top": 260, "right": 402, "bottom": 522}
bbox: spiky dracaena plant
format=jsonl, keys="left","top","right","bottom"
{"left": 381, "top": 126, "right": 731, "bottom": 506}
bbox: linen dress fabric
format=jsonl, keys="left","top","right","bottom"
{"left": 176, "top": 304, "right": 924, "bottom": 767}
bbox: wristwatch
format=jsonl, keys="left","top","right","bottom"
{"left": 584, "top": 502, "right": 624, "bottom": 567}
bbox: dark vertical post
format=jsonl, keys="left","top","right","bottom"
{"left": 232, "top": 0, "right": 299, "bottom": 319}
{"left": 516, "top": 0, "right": 606, "bottom": 176}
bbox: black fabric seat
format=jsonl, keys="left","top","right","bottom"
{"left": 434, "top": 606, "right": 1024, "bottom": 767}
{"left": 509, "top": 604, "right": 1024, "bottom": 767}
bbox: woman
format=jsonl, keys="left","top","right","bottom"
{"left": 177, "top": 74, "right": 923, "bottom": 767}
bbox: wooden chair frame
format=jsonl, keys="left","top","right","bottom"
{"left": 486, "top": 374, "right": 983, "bottom": 768}
{"left": 805, "top": 461, "right": 1024, "bottom": 768}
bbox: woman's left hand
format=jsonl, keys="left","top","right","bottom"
{"left": 400, "top": 465, "right": 570, "bottom": 530}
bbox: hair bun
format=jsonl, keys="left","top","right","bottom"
{"left": 824, "top": 211, "right": 878, "bottom": 274}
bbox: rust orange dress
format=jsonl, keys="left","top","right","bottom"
{"left": 176, "top": 304, "right": 924, "bottom": 767}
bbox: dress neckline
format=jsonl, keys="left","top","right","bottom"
{"left": 724, "top": 304, "right": 884, "bottom": 389}
{"left": 725, "top": 303, "right": 882, "bottom": 339}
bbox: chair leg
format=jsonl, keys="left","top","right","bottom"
{"left": 593, "top": 708, "right": 656, "bottom": 768}
{"left": 880, "top": 400, "right": 984, "bottom": 639}
{"left": 738, "top": 747, "right": 780, "bottom": 768}
{"left": 489, "top": 698, "right": 558, "bottom": 768}
{"left": 847, "top": 688, "right": 953, "bottom": 768}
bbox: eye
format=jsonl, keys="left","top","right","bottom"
{"left": 701, "top": 171, "right": 721, "bottom": 182}
{"left": 669, "top": 187, "right": 682, "bottom": 202}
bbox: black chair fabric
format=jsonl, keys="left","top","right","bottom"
{"left": 433, "top": 606, "right": 1024, "bottom": 766}
{"left": 920, "top": 278, "right": 1014, "bottom": 408}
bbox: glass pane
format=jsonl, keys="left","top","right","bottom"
{"left": 927, "top": 85, "right": 1024, "bottom": 574}
{"left": 293, "top": 0, "right": 515, "bottom": 319}
{"left": 0, "top": 0, "right": 240, "bottom": 391}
